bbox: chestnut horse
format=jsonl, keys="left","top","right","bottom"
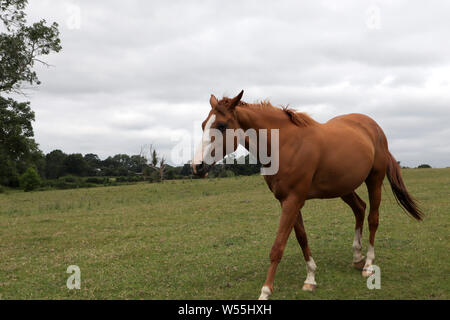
{"left": 192, "top": 90, "right": 423, "bottom": 300}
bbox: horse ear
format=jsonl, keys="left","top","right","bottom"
{"left": 229, "top": 90, "right": 244, "bottom": 110}
{"left": 210, "top": 94, "right": 219, "bottom": 109}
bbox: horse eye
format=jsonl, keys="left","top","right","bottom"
{"left": 216, "top": 123, "right": 227, "bottom": 132}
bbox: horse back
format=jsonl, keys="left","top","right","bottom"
{"left": 307, "top": 113, "right": 388, "bottom": 198}
{"left": 326, "top": 113, "right": 385, "bottom": 142}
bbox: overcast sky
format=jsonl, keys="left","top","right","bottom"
{"left": 21, "top": 0, "right": 450, "bottom": 167}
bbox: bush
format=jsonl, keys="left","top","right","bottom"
{"left": 60, "top": 175, "right": 78, "bottom": 183}
{"left": 124, "top": 175, "right": 145, "bottom": 183}
{"left": 116, "top": 176, "right": 128, "bottom": 183}
{"left": 41, "top": 178, "right": 98, "bottom": 190}
{"left": 219, "top": 170, "right": 235, "bottom": 178}
{"left": 53, "top": 180, "right": 74, "bottom": 189}
{"left": 148, "top": 171, "right": 161, "bottom": 183}
{"left": 417, "top": 164, "right": 432, "bottom": 169}
{"left": 19, "top": 168, "right": 41, "bottom": 192}
{"left": 85, "top": 177, "right": 105, "bottom": 184}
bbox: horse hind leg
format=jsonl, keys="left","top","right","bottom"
{"left": 341, "top": 192, "right": 366, "bottom": 270}
{"left": 362, "top": 170, "right": 384, "bottom": 277}
{"left": 293, "top": 211, "right": 317, "bottom": 291}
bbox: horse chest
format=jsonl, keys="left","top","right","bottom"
{"left": 263, "top": 175, "right": 300, "bottom": 201}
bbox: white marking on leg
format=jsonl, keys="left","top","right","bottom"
{"left": 304, "top": 257, "right": 317, "bottom": 285}
{"left": 364, "top": 244, "right": 375, "bottom": 271}
{"left": 258, "top": 286, "right": 271, "bottom": 300}
{"left": 352, "top": 228, "right": 364, "bottom": 263}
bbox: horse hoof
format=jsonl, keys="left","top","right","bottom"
{"left": 353, "top": 258, "right": 366, "bottom": 271}
{"left": 362, "top": 269, "right": 374, "bottom": 277}
{"left": 302, "top": 283, "right": 317, "bottom": 292}
{"left": 258, "top": 286, "right": 271, "bottom": 300}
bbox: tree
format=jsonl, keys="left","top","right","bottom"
{"left": 45, "top": 149, "right": 67, "bottom": 179}
{"left": 64, "top": 153, "right": 88, "bottom": 176}
{"left": 112, "top": 154, "right": 132, "bottom": 175}
{"left": 19, "top": 166, "right": 40, "bottom": 191}
{"left": 1, "top": 0, "right": 62, "bottom": 93}
{"left": 0, "top": 1, "right": 61, "bottom": 186}
{"left": 417, "top": 164, "right": 431, "bottom": 169}
{"left": 84, "top": 153, "right": 101, "bottom": 176}
{"left": 140, "top": 145, "right": 166, "bottom": 182}
{"left": 129, "top": 154, "right": 147, "bottom": 173}
{"left": 150, "top": 147, "right": 166, "bottom": 182}
{"left": 180, "top": 163, "right": 193, "bottom": 176}
{"left": 0, "top": 97, "right": 34, "bottom": 185}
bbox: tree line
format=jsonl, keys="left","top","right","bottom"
{"left": 2, "top": 147, "right": 262, "bottom": 191}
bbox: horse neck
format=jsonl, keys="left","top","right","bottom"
{"left": 234, "top": 105, "right": 297, "bottom": 158}
{"left": 235, "top": 105, "right": 294, "bottom": 131}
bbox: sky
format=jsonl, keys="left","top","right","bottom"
{"left": 19, "top": 0, "right": 450, "bottom": 167}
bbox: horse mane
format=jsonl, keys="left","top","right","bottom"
{"left": 280, "top": 105, "right": 316, "bottom": 127}
{"left": 219, "top": 97, "right": 315, "bottom": 127}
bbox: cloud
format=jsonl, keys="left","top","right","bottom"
{"left": 19, "top": 0, "right": 450, "bottom": 167}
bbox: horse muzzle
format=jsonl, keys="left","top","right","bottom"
{"left": 192, "top": 162, "right": 211, "bottom": 178}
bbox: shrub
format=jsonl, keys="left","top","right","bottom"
{"left": 53, "top": 180, "right": 73, "bottom": 189}
{"left": 148, "top": 171, "right": 161, "bottom": 183}
{"left": 84, "top": 182, "right": 96, "bottom": 188}
{"left": 219, "top": 170, "right": 235, "bottom": 178}
{"left": 48, "top": 175, "right": 82, "bottom": 189}
{"left": 61, "top": 175, "right": 78, "bottom": 183}
{"left": 85, "top": 177, "right": 105, "bottom": 184}
{"left": 126, "top": 175, "right": 144, "bottom": 182}
{"left": 116, "top": 176, "right": 128, "bottom": 183}
{"left": 19, "top": 168, "right": 41, "bottom": 192}
{"left": 417, "top": 164, "right": 432, "bottom": 169}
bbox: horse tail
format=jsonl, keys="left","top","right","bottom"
{"left": 386, "top": 151, "right": 424, "bottom": 221}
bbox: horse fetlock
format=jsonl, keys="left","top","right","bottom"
{"left": 303, "top": 257, "right": 317, "bottom": 288}
{"left": 258, "top": 286, "right": 272, "bottom": 300}
{"left": 353, "top": 251, "right": 364, "bottom": 263}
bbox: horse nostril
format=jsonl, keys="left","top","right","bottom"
{"left": 193, "top": 163, "right": 204, "bottom": 175}
{"left": 193, "top": 162, "right": 210, "bottom": 177}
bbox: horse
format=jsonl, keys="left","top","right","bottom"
{"left": 192, "top": 90, "right": 424, "bottom": 300}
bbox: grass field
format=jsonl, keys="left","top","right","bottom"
{"left": 0, "top": 169, "right": 449, "bottom": 300}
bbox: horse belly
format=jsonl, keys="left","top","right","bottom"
{"left": 308, "top": 136, "right": 375, "bottom": 199}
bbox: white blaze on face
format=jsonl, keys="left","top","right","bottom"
{"left": 193, "top": 114, "right": 216, "bottom": 166}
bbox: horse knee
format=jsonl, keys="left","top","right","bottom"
{"left": 368, "top": 207, "right": 379, "bottom": 220}
{"left": 269, "top": 243, "right": 284, "bottom": 263}
{"left": 368, "top": 214, "right": 379, "bottom": 229}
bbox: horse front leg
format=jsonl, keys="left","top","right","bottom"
{"left": 293, "top": 211, "right": 317, "bottom": 291}
{"left": 258, "top": 196, "right": 303, "bottom": 300}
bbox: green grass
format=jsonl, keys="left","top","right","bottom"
{"left": 0, "top": 169, "right": 449, "bottom": 300}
